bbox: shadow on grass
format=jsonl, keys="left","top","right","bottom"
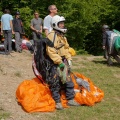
{"left": 92, "top": 60, "right": 107, "bottom": 64}
{"left": 92, "top": 60, "right": 120, "bottom": 67}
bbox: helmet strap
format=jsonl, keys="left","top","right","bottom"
{"left": 53, "top": 29, "right": 64, "bottom": 35}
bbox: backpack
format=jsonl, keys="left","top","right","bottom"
{"left": 105, "top": 30, "right": 118, "bottom": 54}
{"left": 32, "top": 37, "right": 55, "bottom": 83}
{"left": 113, "top": 29, "right": 120, "bottom": 52}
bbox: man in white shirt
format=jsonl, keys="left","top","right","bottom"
{"left": 43, "top": 5, "right": 58, "bottom": 36}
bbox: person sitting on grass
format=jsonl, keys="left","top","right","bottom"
{"left": 21, "top": 35, "right": 34, "bottom": 54}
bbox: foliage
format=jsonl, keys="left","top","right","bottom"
{"left": 0, "top": 0, "right": 120, "bottom": 55}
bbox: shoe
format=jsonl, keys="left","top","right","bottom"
{"left": 107, "top": 57, "right": 113, "bottom": 66}
{"left": 30, "top": 50, "right": 34, "bottom": 54}
{"left": 67, "top": 99, "right": 80, "bottom": 106}
{"left": 10, "top": 51, "right": 14, "bottom": 53}
{"left": 5, "top": 52, "right": 10, "bottom": 55}
{"left": 56, "top": 103, "right": 64, "bottom": 110}
{"left": 103, "top": 55, "right": 108, "bottom": 59}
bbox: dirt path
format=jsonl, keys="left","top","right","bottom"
{"left": 0, "top": 52, "right": 103, "bottom": 120}
{"left": 0, "top": 50, "right": 44, "bottom": 120}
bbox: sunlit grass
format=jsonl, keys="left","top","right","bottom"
{"left": 33, "top": 55, "right": 120, "bottom": 120}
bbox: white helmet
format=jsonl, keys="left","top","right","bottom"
{"left": 51, "top": 15, "right": 67, "bottom": 33}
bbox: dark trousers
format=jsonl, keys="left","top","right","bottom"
{"left": 26, "top": 42, "right": 34, "bottom": 52}
{"left": 32, "top": 32, "right": 42, "bottom": 49}
{"left": 32, "top": 32, "right": 42, "bottom": 41}
{"left": 51, "top": 81, "right": 75, "bottom": 103}
{"left": 48, "top": 66, "right": 75, "bottom": 103}
{"left": 15, "top": 32, "right": 22, "bottom": 51}
{"left": 3, "top": 30, "right": 12, "bottom": 52}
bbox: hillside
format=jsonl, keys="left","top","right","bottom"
{"left": 0, "top": 51, "right": 120, "bottom": 120}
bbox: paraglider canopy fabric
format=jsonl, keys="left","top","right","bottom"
{"left": 16, "top": 73, "right": 104, "bottom": 113}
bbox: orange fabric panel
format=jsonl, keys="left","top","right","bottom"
{"left": 16, "top": 78, "right": 55, "bottom": 112}
{"left": 16, "top": 73, "right": 104, "bottom": 112}
{"left": 72, "top": 73, "right": 104, "bottom": 106}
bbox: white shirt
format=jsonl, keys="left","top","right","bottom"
{"left": 22, "top": 39, "right": 31, "bottom": 45}
{"left": 43, "top": 15, "right": 53, "bottom": 33}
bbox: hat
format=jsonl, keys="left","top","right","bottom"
{"left": 102, "top": 25, "right": 109, "bottom": 29}
{"left": 15, "top": 11, "right": 20, "bottom": 15}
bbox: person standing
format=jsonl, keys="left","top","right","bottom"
{"left": 30, "top": 11, "right": 43, "bottom": 46}
{"left": 102, "top": 25, "right": 120, "bottom": 65}
{"left": 46, "top": 15, "right": 80, "bottom": 110}
{"left": 1, "top": 9, "right": 14, "bottom": 54}
{"left": 13, "top": 11, "right": 24, "bottom": 53}
{"left": 43, "top": 5, "right": 58, "bottom": 36}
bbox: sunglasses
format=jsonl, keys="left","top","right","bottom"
{"left": 51, "top": 8, "right": 57, "bottom": 10}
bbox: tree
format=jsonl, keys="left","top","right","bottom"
{"left": 0, "top": 0, "right": 119, "bottom": 55}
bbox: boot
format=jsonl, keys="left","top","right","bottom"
{"left": 107, "top": 56, "right": 113, "bottom": 65}
{"left": 67, "top": 99, "right": 80, "bottom": 106}
{"left": 56, "top": 103, "right": 64, "bottom": 110}
{"left": 103, "top": 49, "right": 108, "bottom": 59}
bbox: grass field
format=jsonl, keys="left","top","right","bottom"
{"left": 0, "top": 55, "right": 119, "bottom": 120}
{"left": 36, "top": 55, "right": 120, "bottom": 120}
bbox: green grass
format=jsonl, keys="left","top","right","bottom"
{"left": 14, "top": 71, "right": 22, "bottom": 77}
{"left": 33, "top": 55, "right": 120, "bottom": 120}
{"left": 0, "top": 107, "right": 10, "bottom": 119}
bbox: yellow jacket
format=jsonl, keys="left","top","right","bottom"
{"left": 46, "top": 31, "right": 72, "bottom": 65}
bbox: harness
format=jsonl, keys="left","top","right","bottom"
{"left": 32, "top": 32, "right": 67, "bottom": 86}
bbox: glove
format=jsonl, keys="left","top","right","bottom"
{"left": 59, "top": 63, "right": 65, "bottom": 69}
{"left": 76, "top": 78, "right": 90, "bottom": 92}
{"left": 68, "top": 60, "right": 72, "bottom": 67}
{"left": 57, "top": 63, "right": 67, "bottom": 84}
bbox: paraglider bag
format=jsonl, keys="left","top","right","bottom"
{"left": 33, "top": 38, "right": 54, "bottom": 83}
